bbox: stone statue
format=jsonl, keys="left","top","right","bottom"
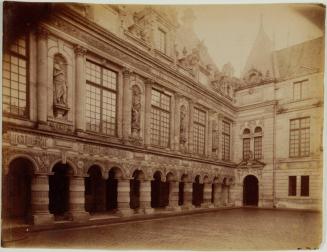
{"left": 53, "top": 56, "right": 67, "bottom": 105}
{"left": 131, "top": 85, "right": 141, "bottom": 136}
{"left": 180, "top": 105, "right": 187, "bottom": 145}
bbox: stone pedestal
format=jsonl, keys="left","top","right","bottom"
{"left": 167, "top": 181, "right": 181, "bottom": 211}
{"left": 31, "top": 174, "right": 53, "bottom": 225}
{"left": 140, "top": 180, "right": 154, "bottom": 214}
{"left": 202, "top": 183, "right": 214, "bottom": 208}
{"left": 182, "top": 182, "right": 193, "bottom": 209}
{"left": 69, "top": 177, "right": 90, "bottom": 221}
{"left": 117, "top": 178, "right": 133, "bottom": 216}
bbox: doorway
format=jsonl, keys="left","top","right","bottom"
{"left": 243, "top": 175, "right": 259, "bottom": 206}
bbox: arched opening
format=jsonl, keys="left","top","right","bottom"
{"left": 192, "top": 175, "right": 203, "bottom": 207}
{"left": 106, "top": 167, "right": 121, "bottom": 211}
{"left": 3, "top": 158, "right": 34, "bottom": 223}
{"left": 243, "top": 175, "right": 259, "bottom": 206}
{"left": 130, "top": 170, "right": 144, "bottom": 210}
{"left": 85, "top": 165, "right": 106, "bottom": 213}
{"left": 151, "top": 171, "right": 167, "bottom": 208}
{"left": 179, "top": 174, "right": 188, "bottom": 206}
{"left": 49, "top": 162, "right": 73, "bottom": 219}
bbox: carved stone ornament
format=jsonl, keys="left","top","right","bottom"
{"left": 179, "top": 105, "right": 187, "bottom": 145}
{"left": 53, "top": 54, "right": 69, "bottom": 118}
{"left": 131, "top": 85, "right": 141, "bottom": 137}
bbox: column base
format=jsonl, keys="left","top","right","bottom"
{"left": 118, "top": 208, "right": 134, "bottom": 217}
{"left": 70, "top": 211, "right": 90, "bottom": 221}
{"left": 165, "top": 205, "right": 181, "bottom": 211}
{"left": 143, "top": 208, "right": 155, "bottom": 214}
{"left": 181, "top": 204, "right": 194, "bottom": 210}
{"left": 32, "top": 213, "right": 54, "bottom": 225}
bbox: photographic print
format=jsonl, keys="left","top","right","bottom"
{"left": 1, "top": 1, "right": 325, "bottom": 250}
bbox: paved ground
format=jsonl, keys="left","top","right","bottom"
{"left": 3, "top": 208, "right": 322, "bottom": 250}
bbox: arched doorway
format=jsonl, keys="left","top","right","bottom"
{"left": 151, "top": 171, "right": 168, "bottom": 208}
{"left": 49, "top": 162, "right": 73, "bottom": 219}
{"left": 243, "top": 175, "right": 259, "bottom": 206}
{"left": 130, "top": 170, "right": 144, "bottom": 210}
{"left": 192, "top": 175, "right": 203, "bottom": 207}
{"left": 221, "top": 178, "right": 229, "bottom": 206}
{"left": 85, "top": 165, "right": 106, "bottom": 213}
{"left": 107, "top": 168, "right": 121, "bottom": 211}
{"left": 3, "top": 158, "right": 34, "bottom": 223}
{"left": 178, "top": 174, "right": 188, "bottom": 206}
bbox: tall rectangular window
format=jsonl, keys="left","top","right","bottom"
{"left": 193, "top": 108, "right": 206, "bottom": 155}
{"left": 222, "top": 121, "right": 230, "bottom": 161}
{"left": 3, "top": 34, "right": 28, "bottom": 117}
{"left": 288, "top": 176, "right": 297, "bottom": 196}
{"left": 243, "top": 138, "right": 250, "bottom": 160}
{"left": 301, "top": 176, "right": 309, "bottom": 196}
{"left": 289, "top": 117, "right": 310, "bottom": 157}
{"left": 158, "top": 28, "right": 166, "bottom": 54}
{"left": 293, "top": 79, "right": 309, "bottom": 101}
{"left": 254, "top": 136, "right": 263, "bottom": 160}
{"left": 85, "top": 61, "right": 117, "bottom": 136}
{"left": 150, "top": 89, "right": 170, "bottom": 148}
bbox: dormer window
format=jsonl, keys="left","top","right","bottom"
{"left": 158, "top": 28, "right": 167, "bottom": 54}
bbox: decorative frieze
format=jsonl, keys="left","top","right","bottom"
{"left": 9, "top": 132, "right": 47, "bottom": 149}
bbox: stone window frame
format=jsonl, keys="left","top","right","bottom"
{"left": 85, "top": 59, "right": 118, "bottom": 136}
{"left": 289, "top": 117, "right": 310, "bottom": 158}
{"left": 293, "top": 79, "right": 309, "bottom": 101}
{"left": 193, "top": 107, "right": 206, "bottom": 155}
{"left": 3, "top": 33, "right": 29, "bottom": 118}
{"left": 157, "top": 28, "right": 167, "bottom": 54}
{"left": 288, "top": 176, "right": 297, "bottom": 196}
{"left": 222, "top": 120, "right": 231, "bottom": 161}
{"left": 253, "top": 127, "right": 263, "bottom": 160}
{"left": 150, "top": 88, "right": 171, "bottom": 148}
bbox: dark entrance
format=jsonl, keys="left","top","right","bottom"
{"left": 49, "top": 163, "right": 71, "bottom": 217}
{"left": 85, "top": 166, "right": 106, "bottom": 213}
{"left": 243, "top": 175, "right": 259, "bottom": 206}
{"left": 130, "top": 170, "right": 143, "bottom": 210}
{"left": 106, "top": 169, "right": 118, "bottom": 211}
{"left": 151, "top": 171, "right": 168, "bottom": 208}
{"left": 192, "top": 175, "right": 203, "bottom": 207}
{"left": 3, "top": 158, "right": 34, "bottom": 223}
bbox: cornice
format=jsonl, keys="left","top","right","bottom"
{"left": 50, "top": 8, "right": 236, "bottom": 112}
{"left": 236, "top": 100, "right": 277, "bottom": 112}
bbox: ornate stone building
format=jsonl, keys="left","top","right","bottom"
{"left": 2, "top": 3, "right": 324, "bottom": 226}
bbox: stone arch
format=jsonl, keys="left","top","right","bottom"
{"left": 166, "top": 171, "right": 176, "bottom": 182}
{"left": 86, "top": 162, "right": 106, "bottom": 179}
{"left": 254, "top": 126, "right": 262, "bottom": 133}
{"left": 243, "top": 128, "right": 251, "bottom": 135}
{"left": 131, "top": 169, "right": 146, "bottom": 180}
{"left": 108, "top": 166, "right": 124, "bottom": 179}
{"left": 151, "top": 170, "right": 168, "bottom": 208}
{"left": 6, "top": 154, "right": 39, "bottom": 175}
{"left": 108, "top": 163, "right": 127, "bottom": 179}
{"left": 50, "top": 159, "right": 76, "bottom": 175}
{"left": 2, "top": 157, "right": 35, "bottom": 222}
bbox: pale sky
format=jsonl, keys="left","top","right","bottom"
{"left": 184, "top": 4, "right": 324, "bottom": 77}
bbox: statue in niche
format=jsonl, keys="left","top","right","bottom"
{"left": 131, "top": 85, "right": 141, "bottom": 137}
{"left": 53, "top": 55, "right": 67, "bottom": 106}
{"left": 180, "top": 105, "right": 187, "bottom": 145}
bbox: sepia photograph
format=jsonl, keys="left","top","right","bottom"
{"left": 1, "top": 1, "right": 325, "bottom": 250}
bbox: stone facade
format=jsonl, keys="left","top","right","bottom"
{"left": 2, "top": 3, "right": 323, "bottom": 226}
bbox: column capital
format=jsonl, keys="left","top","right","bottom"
{"left": 122, "top": 67, "right": 133, "bottom": 78}
{"left": 209, "top": 109, "right": 217, "bottom": 116}
{"left": 74, "top": 45, "right": 87, "bottom": 56}
{"left": 218, "top": 113, "right": 225, "bottom": 120}
{"left": 37, "top": 26, "right": 49, "bottom": 39}
{"left": 145, "top": 78, "right": 155, "bottom": 85}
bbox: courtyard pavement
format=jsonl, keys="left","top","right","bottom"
{"left": 3, "top": 208, "right": 323, "bottom": 250}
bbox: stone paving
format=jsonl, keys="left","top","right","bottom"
{"left": 4, "top": 208, "right": 322, "bottom": 250}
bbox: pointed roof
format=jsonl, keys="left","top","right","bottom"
{"left": 242, "top": 18, "right": 275, "bottom": 79}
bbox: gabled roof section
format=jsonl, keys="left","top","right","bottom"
{"left": 274, "top": 36, "right": 324, "bottom": 80}
{"left": 242, "top": 21, "right": 275, "bottom": 79}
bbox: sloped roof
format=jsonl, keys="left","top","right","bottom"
{"left": 242, "top": 22, "right": 275, "bottom": 78}
{"left": 274, "top": 36, "right": 324, "bottom": 80}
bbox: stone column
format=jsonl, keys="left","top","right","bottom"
{"left": 37, "top": 27, "right": 49, "bottom": 126}
{"left": 213, "top": 182, "right": 222, "bottom": 207}
{"left": 167, "top": 181, "right": 180, "bottom": 210}
{"left": 183, "top": 181, "right": 193, "bottom": 209}
{"left": 69, "top": 176, "right": 90, "bottom": 221}
{"left": 207, "top": 111, "right": 215, "bottom": 158}
{"left": 117, "top": 178, "right": 133, "bottom": 216}
{"left": 202, "top": 182, "right": 214, "bottom": 208}
{"left": 74, "top": 45, "right": 87, "bottom": 133}
{"left": 174, "top": 95, "right": 181, "bottom": 151}
{"left": 144, "top": 79, "right": 153, "bottom": 147}
{"left": 188, "top": 100, "right": 194, "bottom": 153}
{"left": 140, "top": 179, "right": 154, "bottom": 214}
{"left": 31, "top": 173, "right": 54, "bottom": 225}
{"left": 122, "top": 68, "right": 132, "bottom": 141}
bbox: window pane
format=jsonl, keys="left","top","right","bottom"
{"left": 222, "top": 121, "right": 230, "bottom": 160}
{"left": 301, "top": 176, "right": 309, "bottom": 196}
{"left": 288, "top": 176, "right": 297, "bottom": 196}
{"left": 243, "top": 138, "right": 250, "bottom": 160}
{"left": 254, "top": 136, "right": 262, "bottom": 160}
{"left": 289, "top": 117, "right": 310, "bottom": 157}
{"left": 158, "top": 29, "right": 166, "bottom": 53}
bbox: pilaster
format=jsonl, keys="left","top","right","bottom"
{"left": 117, "top": 178, "right": 134, "bottom": 216}
{"left": 144, "top": 79, "right": 154, "bottom": 147}
{"left": 140, "top": 179, "right": 154, "bottom": 214}
{"left": 122, "top": 68, "right": 132, "bottom": 141}
{"left": 188, "top": 100, "right": 194, "bottom": 154}
{"left": 69, "top": 176, "right": 90, "bottom": 221}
